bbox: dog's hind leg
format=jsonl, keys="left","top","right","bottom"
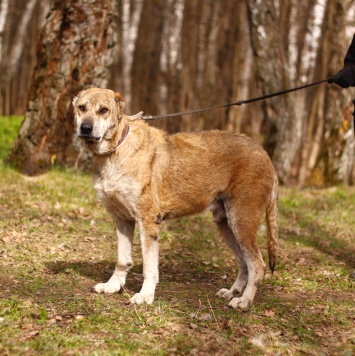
{"left": 211, "top": 199, "right": 248, "bottom": 301}
{"left": 215, "top": 218, "right": 249, "bottom": 300}
{"left": 226, "top": 200, "right": 266, "bottom": 309}
{"left": 94, "top": 218, "right": 135, "bottom": 294}
{"left": 214, "top": 195, "right": 266, "bottom": 309}
{"left": 129, "top": 219, "right": 159, "bottom": 305}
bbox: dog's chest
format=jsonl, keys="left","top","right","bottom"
{"left": 93, "top": 171, "right": 141, "bottom": 219}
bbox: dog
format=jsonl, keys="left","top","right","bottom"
{"left": 72, "top": 88, "right": 279, "bottom": 309}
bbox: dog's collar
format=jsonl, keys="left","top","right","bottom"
{"left": 94, "top": 126, "right": 130, "bottom": 156}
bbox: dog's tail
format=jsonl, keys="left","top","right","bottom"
{"left": 266, "top": 178, "right": 279, "bottom": 274}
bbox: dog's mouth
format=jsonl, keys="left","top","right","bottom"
{"left": 78, "top": 134, "right": 101, "bottom": 142}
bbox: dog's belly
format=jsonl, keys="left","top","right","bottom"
{"left": 160, "top": 187, "right": 216, "bottom": 220}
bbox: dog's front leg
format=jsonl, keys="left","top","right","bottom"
{"left": 94, "top": 218, "right": 135, "bottom": 294}
{"left": 129, "top": 220, "right": 159, "bottom": 305}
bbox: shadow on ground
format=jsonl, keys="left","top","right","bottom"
{"left": 281, "top": 220, "right": 354, "bottom": 268}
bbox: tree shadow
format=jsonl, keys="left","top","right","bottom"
{"left": 45, "top": 260, "right": 114, "bottom": 280}
{"left": 44, "top": 257, "right": 227, "bottom": 292}
{"left": 281, "top": 220, "right": 354, "bottom": 269}
{"left": 44, "top": 260, "right": 143, "bottom": 293}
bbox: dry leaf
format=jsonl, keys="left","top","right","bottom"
{"left": 198, "top": 313, "right": 212, "bottom": 321}
{"left": 26, "top": 330, "right": 39, "bottom": 339}
{"left": 21, "top": 323, "right": 34, "bottom": 330}
{"left": 189, "top": 323, "right": 198, "bottom": 330}
{"left": 264, "top": 310, "right": 275, "bottom": 317}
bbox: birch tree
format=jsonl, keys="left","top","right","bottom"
{"left": 0, "top": 0, "right": 9, "bottom": 113}
{"left": 308, "top": 0, "right": 355, "bottom": 186}
{"left": 131, "top": 0, "right": 167, "bottom": 115}
{"left": 7, "top": 0, "right": 37, "bottom": 78}
{"left": 247, "top": 0, "right": 301, "bottom": 184}
{"left": 0, "top": 0, "right": 9, "bottom": 61}
{"left": 0, "top": 0, "right": 48, "bottom": 115}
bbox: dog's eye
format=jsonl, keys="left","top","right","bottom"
{"left": 99, "top": 107, "right": 109, "bottom": 114}
{"left": 78, "top": 105, "right": 86, "bottom": 112}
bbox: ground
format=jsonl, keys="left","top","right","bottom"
{"left": 0, "top": 117, "right": 354, "bottom": 355}
{"left": 0, "top": 165, "right": 354, "bottom": 355}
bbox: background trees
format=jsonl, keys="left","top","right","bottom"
{"left": 1, "top": 0, "right": 354, "bottom": 185}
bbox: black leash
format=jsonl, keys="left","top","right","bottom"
{"left": 142, "top": 78, "right": 330, "bottom": 121}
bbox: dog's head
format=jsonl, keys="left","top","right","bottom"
{"left": 73, "top": 88, "right": 126, "bottom": 144}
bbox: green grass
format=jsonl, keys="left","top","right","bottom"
{"left": 0, "top": 117, "right": 354, "bottom": 355}
{"left": 0, "top": 116, "right": 23, "bottom": 160}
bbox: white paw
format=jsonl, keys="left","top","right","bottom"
{"left": 228, "top": 296, "right": 252, "bottom": 309}
{"left": 93, "top": 281, "right": 122, "bottom": 294}
{"left": 129, "top": 292, "right": 154, "bottom": 305}
{"left": 216, "top": 287, "right": 241, "bottom": 301}
{"left": 216, "top": 288, "right": 233, "bottom": 301}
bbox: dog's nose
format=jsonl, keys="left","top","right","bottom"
{"left": 80, "top": 121, "right": 93, "bottom": 135}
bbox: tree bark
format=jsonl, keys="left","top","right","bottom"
{"left": 109, "top": 0, "right": 142, "bottom": 113}
{"left": 227, "top": 0, "right": 250, "bottom": 135}
{"left": 7, "top": 0, "right": 118, "bottom": 175}
{"left": 180, "top": 0, "right": 202, "bottom": 115}
{"left": 153, "top": 0, "right": 184, "bottom": 134}
{"left": 247, "top": 0, "right": 301, "bottom": 184}
{"left": 0, "top": 0, "right": 9, "bottom": 113}
{"left": 308, "top": 0, "right": 354, "bottom": 186}
{"left": 213, "top": 0, "right": 246, "bottom": 131}
{"left": 292, "top": 0, "right": 317, "bottom": 82}
{"left": 130, "top": 0, "right": 167, "bottom": 115}
{"left": 0, "top": 0, "right": 49, "bottom": 115}
{"left": 0, "top": 0, "right": 9, "bottom": 60}
{"left": 7, "top": 0, "right": 38, "bottom": 78}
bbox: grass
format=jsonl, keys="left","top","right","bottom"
{"left": 0, "top": 116, "right": 23, "bottom": 159}
{"left": 0, "top": 117, "right": 354, "bottom": 355}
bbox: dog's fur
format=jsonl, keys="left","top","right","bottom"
{"left": 73, "top": 88, "right": 279, "bottom": 309}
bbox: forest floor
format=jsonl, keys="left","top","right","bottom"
{"left": 0, "top": 117, "right": 354, "bottom": 355}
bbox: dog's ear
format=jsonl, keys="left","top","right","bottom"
{"left": 72, "top": 95, "right": 79, "bottom": 107}
{"left": 72, "top": 90, "right": 85, "bottom": 107}
{"left": 114, "top": 92, "right": 125, "bottom": 112}
{"left": 127, "top": 111, "right": 144, "bottom": 121}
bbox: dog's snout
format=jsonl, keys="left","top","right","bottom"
{"left": 80, "top": 121, "right": 93, "bottom": 135}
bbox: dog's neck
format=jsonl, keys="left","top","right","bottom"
{"left": 87, "top": 125, "right": 131, "bottom": 156}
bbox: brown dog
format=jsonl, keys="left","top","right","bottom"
{"left": 73, "top": 88, "right": 279, "bottom": 309}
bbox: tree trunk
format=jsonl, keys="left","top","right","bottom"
{"left": 292, "top": 0, "right": 317, "bottom": 82}
{"left": 0, "top": 0, "right": 49, "bottom": 115}
{"left": 109, "top": 0, "right": 143, "bottom": 113}
{"left": 157, "top": 0, "right": 183, "bottom": 134}
{"left": 180, "top": 0, "right": 202, "bottom": 112}
{"left": 213, "top": 0, "right": 246, "bottom": 131}
{"left": 247, "top": 0, "right": 301, "bottom": 184}
{"left": 7, "top": 0, "right": 118, "bottom": 175}
{"left": 308, "top": 0, "right": 354, "bottom": 186}
{"left": 7, "top": 0, "right": 37, "bottom": 79}
{"left": 227, "top": 0, "right": 250, "bottom": 135}
{"left": 177, "top": 0, "right": 216, "bottom": 133}
{"left": 0, "top": 0, "right": 9, "bottom": 60}
{"left": 0, "top": 0, "right": 9, "bottom": 113}
{"left": 130, "top": 0, "right": 167, "bottom": 115}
